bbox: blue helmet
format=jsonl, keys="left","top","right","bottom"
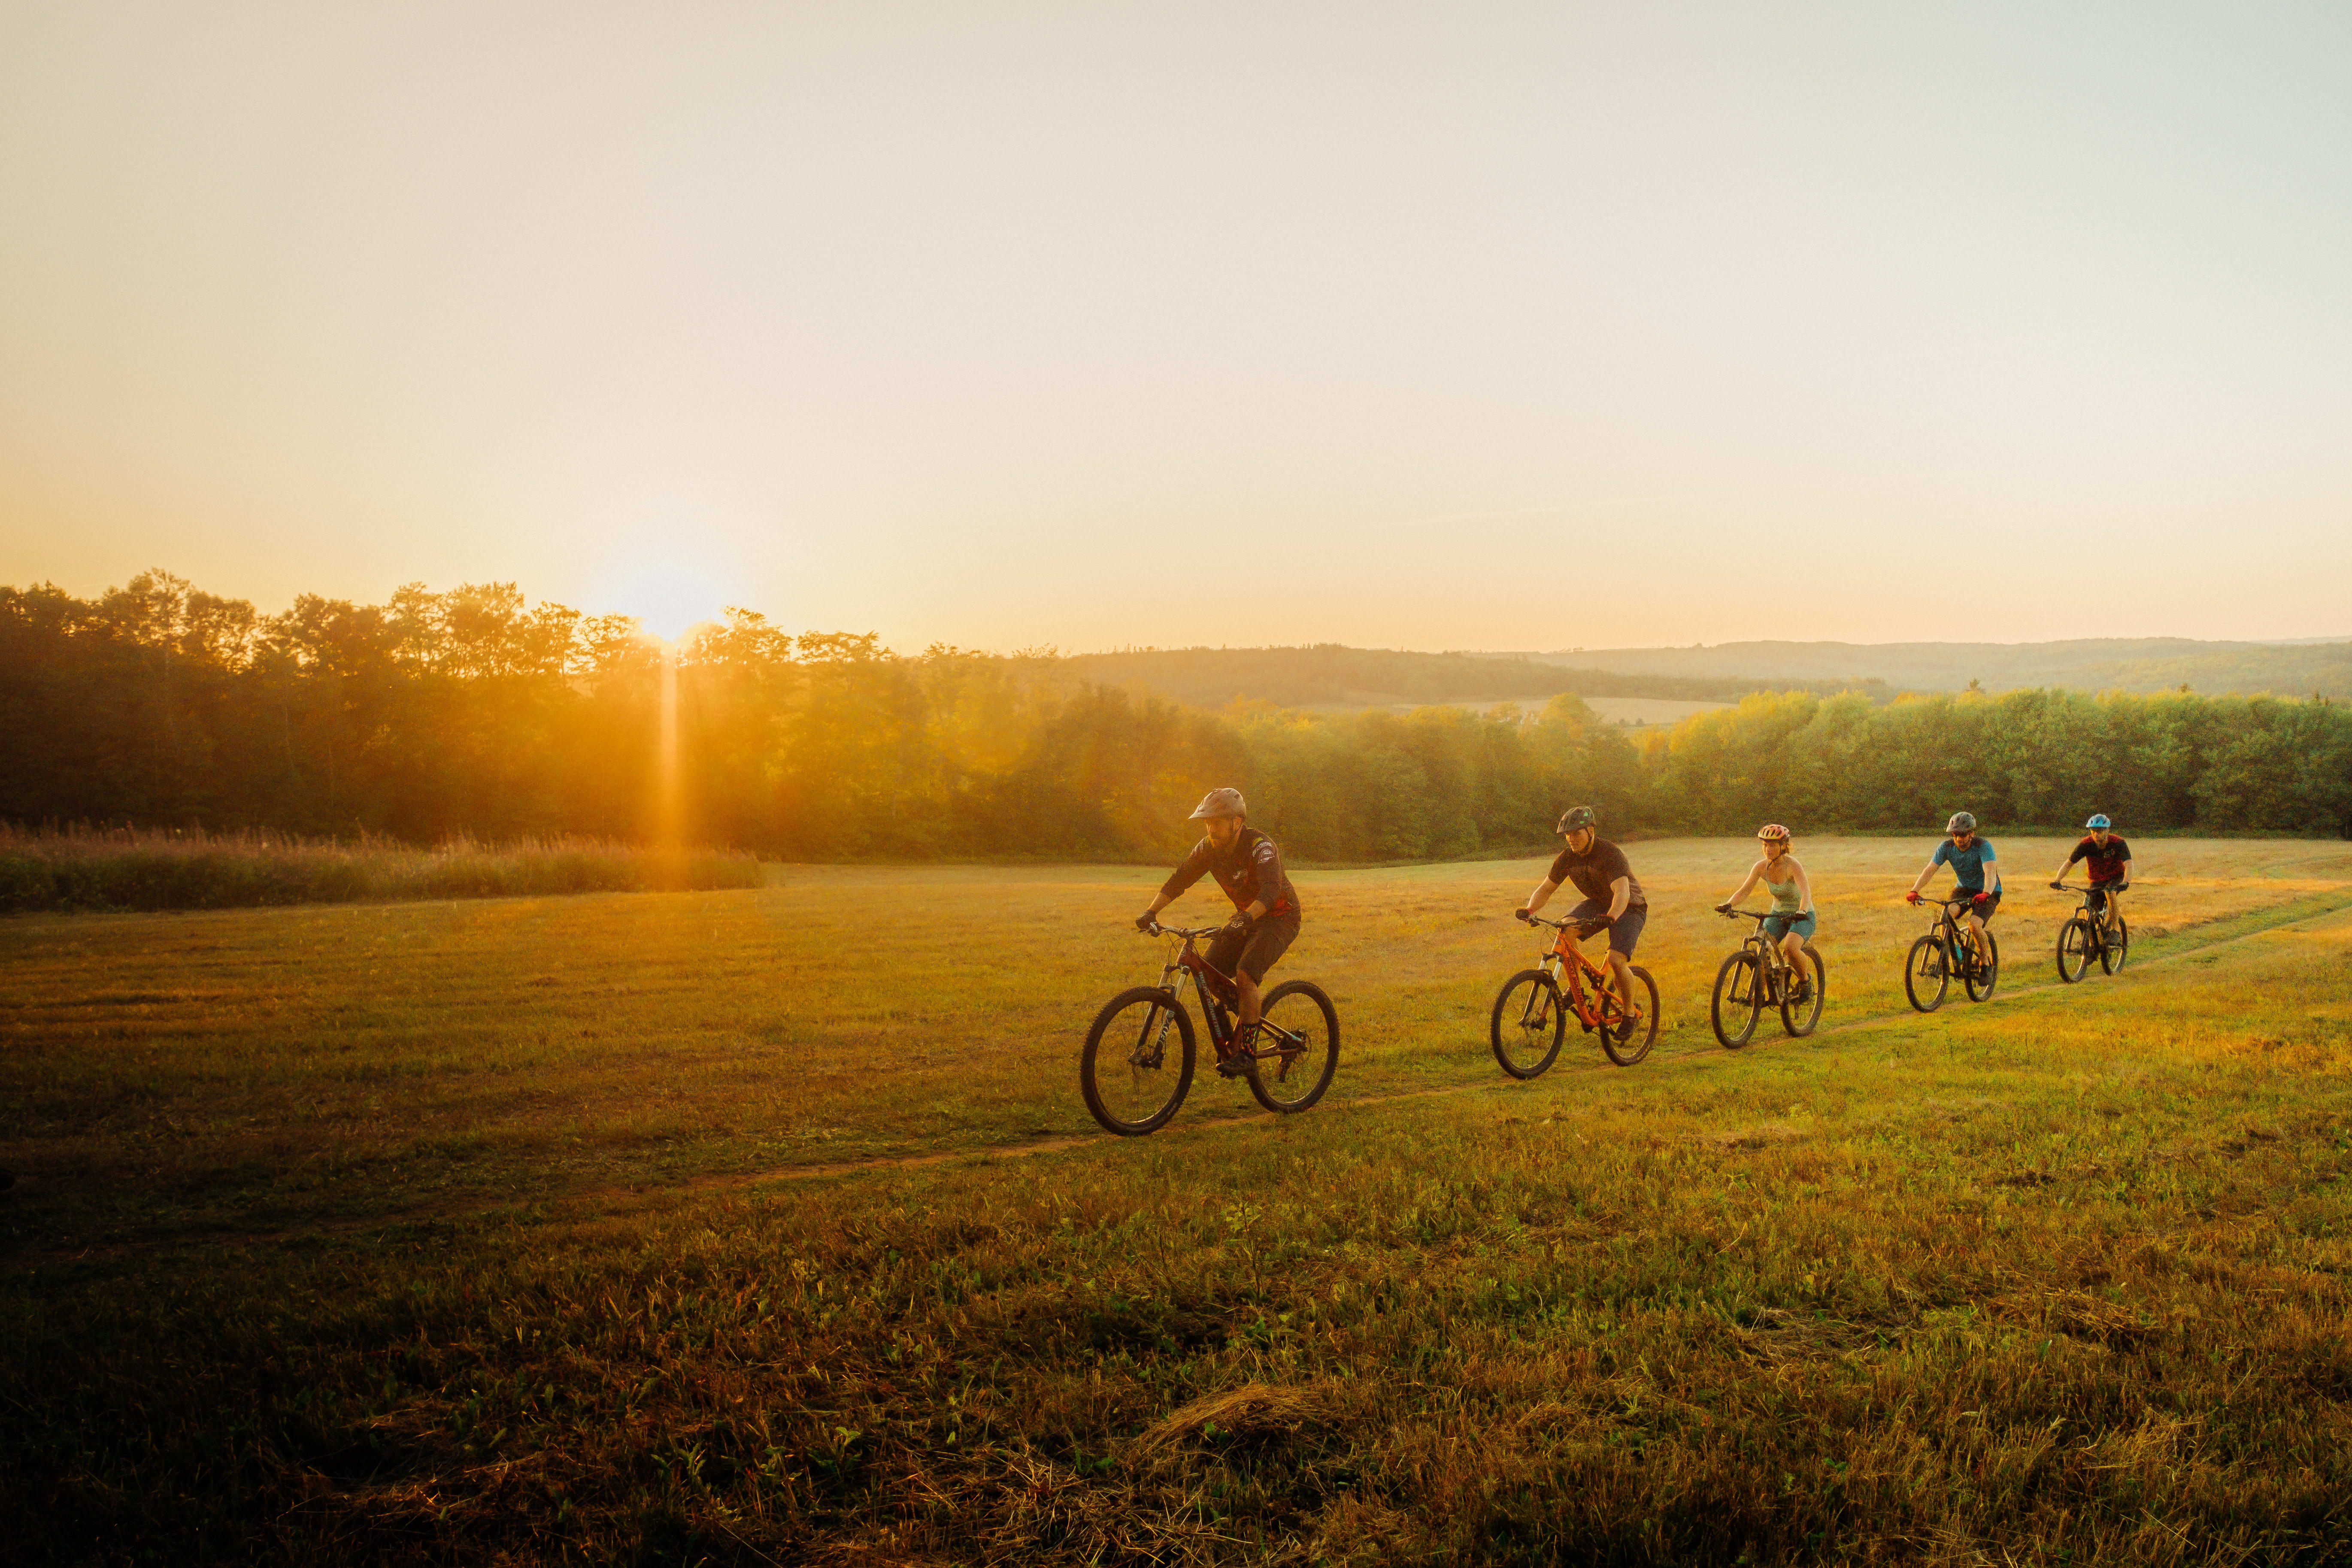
{"left": 2085, "top": 814, "right": 2112, "bottom": 830}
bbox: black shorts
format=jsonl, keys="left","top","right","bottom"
{"left": 1565, "top": 898, "right": 1646, "bottom": 958}
{"left": 1206, "top": 909, "right": 1300, "bottom": 984}
{"left": 1958, "top": 888, "right": 2001, "bottom": 922}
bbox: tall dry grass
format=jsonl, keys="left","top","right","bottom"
{"left": 0, "top": 822, "right": 762, "bottom": 913}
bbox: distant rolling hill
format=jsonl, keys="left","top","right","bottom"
{"left": 1057, "top": 645, "right": 1877, "bottom": 710}
{"left": 1525, "top": 638, "right": 2352, "bottom": 698}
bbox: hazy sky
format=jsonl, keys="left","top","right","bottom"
{"left": 5, "top": 2, "right": 2349, "bottom": 650}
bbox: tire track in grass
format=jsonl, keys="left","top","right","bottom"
{"left": 22, "top": 893, "right": 2352, "bottom": 1264}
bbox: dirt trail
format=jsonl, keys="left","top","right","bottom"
{"left": 19, "top": 895, "right": 2351, "bottom": 1267}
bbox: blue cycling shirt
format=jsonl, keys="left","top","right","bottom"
{"left": 1931, "top": 837, "right": 1998, "bottom": 893}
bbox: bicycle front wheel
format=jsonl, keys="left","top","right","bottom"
{"left": 1966, "top": 931, "right": 2000, "bottom": 1003}
{"left": 1249, "top": 980, "right": 1339, "bottom": 1113}
{"left": 2056, "top": 918, "right": 2091, "bottom": 983}
{"left": 1905, "top": 934, "right": 1949, "bottom": 1013}
{"left": 1601, "top": 965, "right": 1660, "bottom": 1066}
{"left": 1491, "top": 969, "right": 1566, "bottom": 1079}
{"left": 1080, "top": 987, "right": 1196, "bottom": 1135}
{"left": 1780, "top": 946, "right": 1825, "bottom": 1037}
{"left": 2101, "top": 917, "right": 2129, "bottom": 975}
{"left": 1710, "top": 951, "right": 1762, "bottom": 1049}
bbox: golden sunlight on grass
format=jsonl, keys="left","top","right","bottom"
{"left": 6, "top": 836, "right": 2352, "bottom": 1561}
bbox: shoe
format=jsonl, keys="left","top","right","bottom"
{"left": 1216, "top": 1025, "right": 1258, "bottom": 1077}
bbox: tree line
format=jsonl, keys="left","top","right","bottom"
{"left": 5, "top": 573, "right": 2346, "bottom": 863}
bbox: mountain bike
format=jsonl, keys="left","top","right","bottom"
{"left": 1709, "top": 908, "right": 1826, "bottom": 1047}
{"left": 1490, "top": 912, "right": 1660, "bottom": 1077}
{"left": 1903, "top": 893, "right": 2000, "bottom": 1013}
{"left": 1079, "top": 919, "right": 1340, "bottom": 1135}
{"left": 2050, "top": 881, "right": 2129, "bottom": 983}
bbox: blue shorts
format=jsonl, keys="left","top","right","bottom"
{"left": 1566, "top": 899, "right": 1646, "bottom": 958}
{"left": 1763, "top": 912, "right": 1817, "bottom": 942}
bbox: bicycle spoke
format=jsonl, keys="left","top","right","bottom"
{"left": 1081, "top": 990, "right": 1195, "bottom": 1135}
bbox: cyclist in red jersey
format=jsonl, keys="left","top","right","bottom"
{"left": 2049, "top": 814, "right": 2131, "bottom": 935}
{"left": 1136, "top": 788, "right": 1300, "bottom": 1070}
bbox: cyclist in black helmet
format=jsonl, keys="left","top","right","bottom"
{"left": 1516, "top": 805, "right": 1648, "bottom": 1015}
{"left": 1135, "top": 788, "right": 1301, "bottom": 1069}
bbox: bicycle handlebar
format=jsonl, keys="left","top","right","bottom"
{"left": 1716, "top": 907, "right": 1771, "bottom": 922}
{"left": 1519, "top": 910, "right": 1612, "bottom": 935}
{"left": 1140, "top": 919, "right": 1224, "bottom": 940}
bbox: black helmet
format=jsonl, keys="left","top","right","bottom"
{"left": 1190, "top": 788, "right": 1247, "bottom": 821}
{"left": 1946, "top": 811, "right": 1976, "bottom": 834}
{"left": 1556, "top": 805, "right": 1598, "bottom": 835}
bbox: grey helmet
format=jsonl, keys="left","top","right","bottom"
{"left": 1190, "top": 787, "right": 1247, "bottom": 821}
{"left": 1556, "top": 805, "right": 1598, "bottom": 835}
{"left": 1946, "top": 811, "right": 1977, "bottom": 834}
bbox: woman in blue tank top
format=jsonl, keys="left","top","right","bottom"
{"left": 1714, "top": 822, "right": 1815, "bottom": 983}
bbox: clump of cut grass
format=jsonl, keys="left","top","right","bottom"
{"left": 1129, "top": 1381, "right": 1346, "bottom": 1458}
{"left": 0, "top": 822, "right": 761, "bottom": 912}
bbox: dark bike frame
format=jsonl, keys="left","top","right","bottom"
{"left": 1905, "top": 892, "right": 1999, "bottom": 1012}
{"left": 2051, "top": 880, "right": 2128, "bottom": 982}
{"left": 1711, "top": 907, "right": 1824, "bottom": 1045}
{"left": 1149, "top": 920, "right": 1313, "bottom": 1074}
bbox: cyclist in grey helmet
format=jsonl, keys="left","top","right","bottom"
{"left": 1136, "top": 788, "right": 1300, "bottom": 1069}
{"left": 1906, "top": 811, "right": 2000, "bottom": 968}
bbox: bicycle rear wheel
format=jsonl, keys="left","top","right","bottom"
{"left": 1248, "top": 980, "right": 1339, "bottom": 1114}
{"left": 1079, "top": 987, "right": 1196, "bottom": 1135}
{"left": 1491, "top": 969, "right": 1566, "bottom": 1079}
{"left": 1780, "top": 946, "right": 1825, "bottom": 1037}
{"left": 1905, "top": 934, "right": 1949, "bottom": 1013}
{"left": 2056, "top": 918, "right": 2091, "bottom": 983}
{"left": 1710, "top": 951, "right": 1762, "bottom": 1049}
{"left": 2101, "top": 917, "right": 2129, "bottom": 975}
{"left": 1965, "top": 931, "right": 2000, "bottom": 1002}
{"left": 1600, "top": 965, "right": 1660, "bottom": 1066}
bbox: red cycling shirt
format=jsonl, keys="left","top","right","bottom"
{"left": 2067, "top": 834, "right": 2131, "bottom": 883}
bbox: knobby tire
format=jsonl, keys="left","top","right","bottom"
{"left": 1079, "top": 987, "right": 1196, "bottom": 1136}
{"left": 2057, "top": 918, "right": 2091, "bottom": 983}
{"left": 1247, "top": 979, "right": 1339, "bottom": 1114}
{"left": 1491, "top": 969, "right": 1567, "bottom": 1079}
{"left": 1780, "top": 946, "right": 1826, "bottom": 1037}
{"left": 1966, "top": 930, "right": 2001, "bottom": 1003}
{"left": 1602, "top": 965, "right": 1661, "bottom": 1066}
{"left": 1905, "top": 933, "right": 1949, "bottom": 1013}
{"left": 1710, "top": 951, "right": 1762, "bottom": 1049}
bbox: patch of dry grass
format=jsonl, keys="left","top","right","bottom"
{"left": 0, "top": 822, "right": 761, "bottom": 912}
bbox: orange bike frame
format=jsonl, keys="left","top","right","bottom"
{"left": 1546, "top": 928, "right": 1633, "bottom": 1030}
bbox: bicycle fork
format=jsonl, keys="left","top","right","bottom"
{"left": 1128, "top": 964, "right": 1186, "bottom": 1068}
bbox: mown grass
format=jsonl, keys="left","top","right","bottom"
{"left": 0, "top": 824, "right": 763, "bottom": 912}
{"left": 5, "top": 838, "right": 2352, "bottom": 1563}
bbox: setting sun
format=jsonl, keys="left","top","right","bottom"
{"left": 599, "top": 558, "right": 725, "bottom": 646}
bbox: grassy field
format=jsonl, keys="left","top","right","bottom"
{"left": 7, "top": 837, "right": 2352, "bottom": 1562}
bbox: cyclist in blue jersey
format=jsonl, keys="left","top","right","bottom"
{"left": 1905, "top": 811, "right": 2000, "bottom": 968}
